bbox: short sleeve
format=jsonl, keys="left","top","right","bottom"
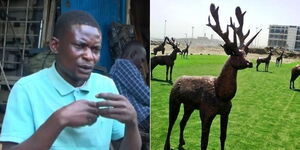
{"left": 111, "top": 119, "right": 125, "bottom": 141}
{"left": 0, "top": 83, "right": 35, "bottom": 143}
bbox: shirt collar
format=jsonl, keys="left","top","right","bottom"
{"left": 47, "top": 63, "right": 91, "bottom": 96}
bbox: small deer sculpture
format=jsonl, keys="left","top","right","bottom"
{"left": 290, "top": 65, "right": 300, "bottom": 89}
{"left": 151, "top": 37, "right": 181, "bottom": 82}
{"left": 181, "top": 41, "right": 191, "bottom": 59}
{"left": 164, "top": 4, "right": 261, "bottom": 150}
{"left": 256, "top": 48, "right": 273, "bottom": 72}
{"left": 153, "top": 36, "right": 168, "bottom": 55}
{"left": 276, "top": 50, "right": 284, "bottom": 67}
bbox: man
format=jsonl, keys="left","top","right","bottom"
{"left": 109, "top": 41, "right": 149, "bottom": 132}
{"left": 0, "top": 10, "right": 141, "bottom": 150}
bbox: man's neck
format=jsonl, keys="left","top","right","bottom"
{"left": 55, "top": 63, "right": 86, "bottom": 87}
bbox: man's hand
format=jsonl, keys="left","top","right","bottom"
{"left": 96, "top": 93, "right": 141, "bottom": 150}
{"left": 55, "top": 100, "right": 99, "bottom": 127}
{"left": 95, "top": 93, "right": 138, "bottom": 126}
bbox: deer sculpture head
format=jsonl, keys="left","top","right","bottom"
{"left": 166, "top": 37, "right": 181, "bottom": 54}
{"left": 207, "top": 4, "right": 261, "bottom": 70}
{"left": 183, "top": 41, "right": 191, "bottom": 52}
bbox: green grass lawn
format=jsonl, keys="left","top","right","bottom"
{"left": 151, "top": 54, "right": 300, "bottom": 150}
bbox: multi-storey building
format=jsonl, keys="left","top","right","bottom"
{"left": 268, "top": 25, "right": 300, "bottom": 51}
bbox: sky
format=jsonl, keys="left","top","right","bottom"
{"left": 150, "top": 0, "right": 300, "bottom": 47}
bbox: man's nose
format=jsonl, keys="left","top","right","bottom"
{"left": 83, "top": 48, "right": 94, "bottom": 61}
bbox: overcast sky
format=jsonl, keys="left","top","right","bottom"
{"left": 150, "top": 0, "right": 300, "bottom": 47}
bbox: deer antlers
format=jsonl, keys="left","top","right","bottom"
{"left": 207, "top": 3, "right": 261, "bottom": 55}
{"left": 166, "top": 37, "right": 180, "bottom": 49}
{"left": 207, "top": 4, "right": 231, "bottom": 44}
{"left": 184, "top": 40, "right": 192, "bottom": 46}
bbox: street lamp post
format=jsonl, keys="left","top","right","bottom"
{"left": 164, "top": 20, "right": 167, "bottom": 38}
{"left": 255, "top": 27, "right": 258, "bottom": 47}
{"left": 192, "top": 26, "right": 194, "bottom": 39}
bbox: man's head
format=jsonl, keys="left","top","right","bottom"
{"left": 53, "top": 10, "right": 101, "bottom": 40}
{"left": 50, "top": 10, "right": 102, "bottom": 86}
{"left": 121, "top": 41, "right": 148, "bottom": 80}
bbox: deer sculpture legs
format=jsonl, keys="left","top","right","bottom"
{"left": 256, "top": 61, "right": 269, "bottom": 72}
{"left": 290, "top": 67, "right": 300, "bottom": 89}
{"left": 199, "top": 108, "right": 231, "bottom": 150}
{"left": 183, "top": 51, "right": 188, "bottom": 59}
{"left": 166, "top": 65, "right": 174, "bottom": 81}
{"left": 165, "top": 99, "right": 181, "bottom": 150}
{"left": 164, "top": 101, "right": 231, "bottom": 150}
{"left": 150, "top": 60, "right": 174, "bottom": 82}
{"left": 151, "top": 63, "right": 157, "bottom": 79}
{"left": 256, "top": 62, "right": 259, "bottom": 71}
{"left": 200, "top": 114, "right": 215, "bottom": 150}
{"left": 276, "top": 58, "right": 282, "bottom": 67}
{"left": 290, "top": 77, "right": 296, "bottom": 89}
{"left": 265, "top": 63, "right": 270, "bottom": 72}
{"left": 181, "top": 51, "right": 188, "bottom": 59}
{"left": 179, "top": 105, "right": 194, "bottom": 147}
{"left": 220, "top": 114, "right": 229, "bottom": 150}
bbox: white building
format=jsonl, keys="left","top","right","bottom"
{"left": 268, "top": 25, "right": 300, "bottom": 51}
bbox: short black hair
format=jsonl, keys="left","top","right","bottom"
{"left": 121, "top": 41, "right": 146, "bottom": 58}
{"left": 53, "top": 10, "right": 101, "bottom": 39}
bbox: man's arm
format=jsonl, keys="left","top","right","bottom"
{"left": 96, "top": 93, "right": 142, "bottom": 150}
{"left": 2, "top": 110, "right": 65, "bottom": 150}
{"left": 2, "top": 100, "right": 99, "bottom": 150}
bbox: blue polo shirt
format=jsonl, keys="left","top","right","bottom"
{"left": 0, "top": 64, "right": 125, "bottom": 150}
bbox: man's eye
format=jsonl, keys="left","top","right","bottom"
{"left": 74, "top": 43, "right": 85, "bottom": 49}
{"left": 92, "top": 47, "right": 99, "bottom": 51}
{"left": 91, "top": 47, "right": 99, "bottom": 53}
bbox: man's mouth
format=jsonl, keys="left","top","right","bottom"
{"left": 78, "top": 65, "right": 94, "bottom": 74}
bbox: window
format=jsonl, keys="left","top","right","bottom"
{"left": 295, "top": 42, "right": 300, "bottom": 49}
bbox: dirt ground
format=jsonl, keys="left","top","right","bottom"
{"left": 150, "top": 45, "right": 300, "bottom": 63}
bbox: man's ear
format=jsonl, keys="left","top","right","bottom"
{"left": 49, "top": 37, "right": 59, "bottom": 54}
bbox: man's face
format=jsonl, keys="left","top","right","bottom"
{"left": 53, "top": 24, "right": 101, "bottom": 86}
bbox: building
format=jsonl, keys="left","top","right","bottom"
{"left": 268, "top": 25, "right": 300, "bottom": 51}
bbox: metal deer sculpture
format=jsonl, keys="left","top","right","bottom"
{"left": 164, "top": 4, "right": 261, "bottom": 150}
{"left": 256, "top": 48, "right": 273, "bottom": 72}
{"left": 290, "top": 65, "right": 300, "bottom": 89}
{"left": 276, "top": 50, "right": 284, "bottom": 67}
{"left": 181, "top": 41, "right": 191, "bottom": 59}
{"left": 151, "top": 37, "right": 181, "bottom": 82}
{"left": 153, "top": 36, "right": 168, "bottom": 55}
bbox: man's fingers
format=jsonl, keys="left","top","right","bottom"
{"left": 87, "top": 101, "right": 97, "bottom": 107}
{"left": 98, "top": 107, "right": 123, "bottom": 116}
{"left": 98, "top": 108, "right": 127, "bottom": 122}
{"left": 95, "top": 93, "right": 125, "bottom": 101}
{"left": 87, "top": 106, "right": 100, "bottom": 115}
{"left": 96, "top": 100, "right": 125, "bottom": 108}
